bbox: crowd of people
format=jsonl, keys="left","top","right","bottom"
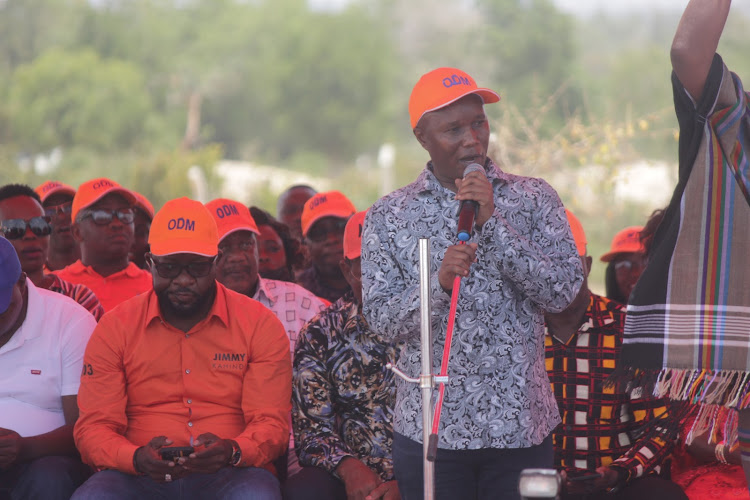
{"left": 1, "top": 0, "right": 749, "bottom": 499}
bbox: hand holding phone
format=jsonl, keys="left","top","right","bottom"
{"left": 159, "top": 446, "right": 195, "bottom": 461}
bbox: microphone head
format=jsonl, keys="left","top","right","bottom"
{"left": 462, "top": 163, "right": 486, "bottom": 178}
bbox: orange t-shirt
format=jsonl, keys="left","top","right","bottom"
{"left": 55, "top": 261, "right": 152, "bottom": 312}
{"left": 74, "top": 283, "right": 292, "bottom": 474}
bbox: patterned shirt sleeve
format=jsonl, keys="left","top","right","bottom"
{"left": 292, "top": 307, "right": 354, "bottom": 474}
{"left": 362, "top": 203, "right": 448, "bottom": 342}
{"left": 476, "top": 177, "right": 583, "bottom": 314}
{"left": 48, "top": 274, "right": 104, "bottom": 321}
{"left": 611, "top": 394, "right": 676, "bottom": 482}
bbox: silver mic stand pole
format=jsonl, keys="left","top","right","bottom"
{"left": 388, "top": 238, "right": 447, "bottom": 500}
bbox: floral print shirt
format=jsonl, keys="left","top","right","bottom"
{"left": 361, "top": 159, "right": 583, "bottom": 450}
{"left": 292, "top": 293, "right": 400, "bottom": 480}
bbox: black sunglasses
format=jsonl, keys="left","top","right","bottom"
{"left": 44, "top": 202, "right": 73, "bottom": 218}
{"left": 0, "top": 216, "right": 53, "bottom": 240}
{"left": 306, "top": 219, "right": 348, "bottom": 243}
{"left": 79, "top": 208, "right": 135, "bottom": 226}
{"left": 148, "top": 256, "right": 216, "bottom": 279}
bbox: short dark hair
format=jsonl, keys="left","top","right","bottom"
{"left": 249, "top": 206, "right": 306, "bottom": 278}
{"left": 0, "top": 184, "right": 42, "bottom": 205}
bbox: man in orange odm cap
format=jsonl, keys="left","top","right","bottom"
{"left": 55, "top": 177, "right": 151, "bottom": 312}
{"left": 73, "top": 197, "right": 291, "bottom": 499}
{"left": 361, "top": 67, "right": 583, "bottom": 499}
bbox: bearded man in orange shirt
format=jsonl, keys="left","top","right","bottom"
{"left": 72, "top": 197, "right": 292, "bottom": 500}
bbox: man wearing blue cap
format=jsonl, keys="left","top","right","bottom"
{"left": 0, "top": 237, "right": 97, "bottom": 499}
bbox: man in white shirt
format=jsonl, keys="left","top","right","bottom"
{"left": 0, "top": 236, "right": 97, "bottom": 499}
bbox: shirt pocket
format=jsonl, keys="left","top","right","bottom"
{"left": 11, "top": 356, "right": 63, "bottom": 411}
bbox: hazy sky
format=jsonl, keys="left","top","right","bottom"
{"left": 553, "top": 0, "right": 686, "bottom": 14}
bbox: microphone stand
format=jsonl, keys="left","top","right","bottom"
{"left": 387, "top": 238, "right": 448, "bottom": 500}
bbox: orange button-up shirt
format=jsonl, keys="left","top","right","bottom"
{"left": 55, "top": 260, "right": 152, "bottom": 312}
{"left": 74, "top": 282, "right": 292, "bottom": 474}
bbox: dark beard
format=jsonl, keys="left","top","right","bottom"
{"left": 156, "top": 282, "right": 217, "bottom": 318}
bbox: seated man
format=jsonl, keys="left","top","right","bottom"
{"left": 72, "top": 197, "right": 292, "bottom": 500}
{"left": 55, "top": 177, "right": 151, "bottom": 312}
{"left": 0, "top": 183, "right": 104, "bottom": 320}
{"left": 544, "top": 210, "right": 686, "bottom": 500}
{"left": 286, "top": 210, "right": 401, "bottom": 500}
{"left": 35, "top": 180, "right": 79, "bottom": 272}
{"left": 0, "top": 237, "right": 96, "bottom": 500}
{"left": 207, "top": 198, "right": 328, "bottom": 479}
{"left": 296, "top": 191, "right": 356, "bottom": 303}
{"left": 207, "top": 198, "right": 327, "bottom": 355}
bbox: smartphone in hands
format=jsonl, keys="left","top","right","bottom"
{"left": 159, "top": 446, "right": 194, "bottom": 461}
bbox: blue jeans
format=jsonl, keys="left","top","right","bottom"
{"left": 282, "top": 466, "right": 346, "bottom": 500}
{"left": 71, "top": 466, "right": 281, "bottom": 500}
{"left": 393, "top": 432, "right": 553, "bottom": 500}
{"left": 0, "top": 455, "right": 91, "bottom": 500}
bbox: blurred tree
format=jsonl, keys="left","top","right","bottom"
{"left": 477, "top": 0, "right": 581, "bottom": 129}
{"left": 0, "top": 0, "right": 82, "bottom": 73}
{"left": 7, "top": 48, "right": 169, "bottom": 153}
{"left": 128, "top": 144, "right": 224, "bottom": 209}
{"left": 202, "top": 0, "right": 398, "bottom": 165}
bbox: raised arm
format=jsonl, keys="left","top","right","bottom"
{"left": 671, "top": 0, "right": 732, "bottom": 100}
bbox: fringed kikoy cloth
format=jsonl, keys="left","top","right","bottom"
{"left": 617, "top": 54, "right": 750, "bottom": 414}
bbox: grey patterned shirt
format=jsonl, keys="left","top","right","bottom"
{"left": 361, "top": 159, "right": 583, "bottom": 450}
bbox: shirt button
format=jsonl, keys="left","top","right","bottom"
{"left": 187, "top": 399, "right": 192, "bottom": 404}
{"left": 188, "top": 422, "right": 193, "bottom": 427}
{"left": 185, "top": 334, "right": 190, "bottom": 338}
{"left": 185, "top": 369, "right": 191, "bottom": 374}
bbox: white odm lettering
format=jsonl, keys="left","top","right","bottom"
{"left": 167, "top": 218, "right": 196, "bottom": 231}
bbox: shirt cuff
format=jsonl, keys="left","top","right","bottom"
{"left": 116, "top": 443, "right": 141, "bottom": 475}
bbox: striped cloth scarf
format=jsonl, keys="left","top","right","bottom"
{"left": 619, "top": 54, "right": 750, "bottom": 411}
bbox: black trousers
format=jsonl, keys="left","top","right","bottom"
{"left": 392, "top": 432, "right": 554, "bottom": 500}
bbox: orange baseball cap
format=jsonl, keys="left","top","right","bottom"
{"left": 343, "top": 210, "right": 368, "bottom": 260}
{"left": 564, "top": 209, "right": 587, "bottom": 256}
{"left": 600, "top": 226, "right": 645, "bottom": 262}
{"left": 409, "top": 67, "right": 500, "bottom": 129}
{"left": 300, "top": 191, "right": 356, "bottom": 238}
{"left": 71, "top": 177, "right": 136, "bottom": 223}
{"left": 35, "top": 181, "right": 76, "bottom": 203}
{"left": 205, "top": 198, "right": 260, "bottom": 242}
{"left": 133, "top": 192, "right": 155, "bottom": 221}
{"left": 149, "top": 197, "right": 218, "bottom": 257}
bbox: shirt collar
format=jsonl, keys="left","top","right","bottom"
{"left": 145, "top": 281, "right": 230, "bottom": 329}
{"left": 545, "top": 293, "right": 596, "bottom": 343}
{"left": 418, "top": 158, "right": 504, "bottom": 195}
{"left": 67, "top": 260, "right": 145, "bottom": 279}
{"left": 253, "top": 278, "right": 276, "bottom": 305}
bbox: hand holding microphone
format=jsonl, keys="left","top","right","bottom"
{"left": 437, "top": 163, "right": 491, "bottom": 292}
{"left": 455, "top": 163, "right": 493, "bottom": 240}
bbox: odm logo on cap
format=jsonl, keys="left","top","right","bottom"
{"left": 149, "top": 197, "right": 218, "bottom": 257}
{"left": 205, "top": 198, "right": 259, "bottom": 243}
{"left": 34, "top": 180, "right": 76, "bottom": 203}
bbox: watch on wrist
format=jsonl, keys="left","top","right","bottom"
{"left": 229, "top": 441, "right": 242, "bottom": 467}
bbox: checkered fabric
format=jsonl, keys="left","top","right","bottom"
{"left": 545, "top": 294, "right": 677, "bottom": 483}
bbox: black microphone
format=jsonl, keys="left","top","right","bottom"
{"left": 456, "top": 163, "right": 485, "bottom": 242}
